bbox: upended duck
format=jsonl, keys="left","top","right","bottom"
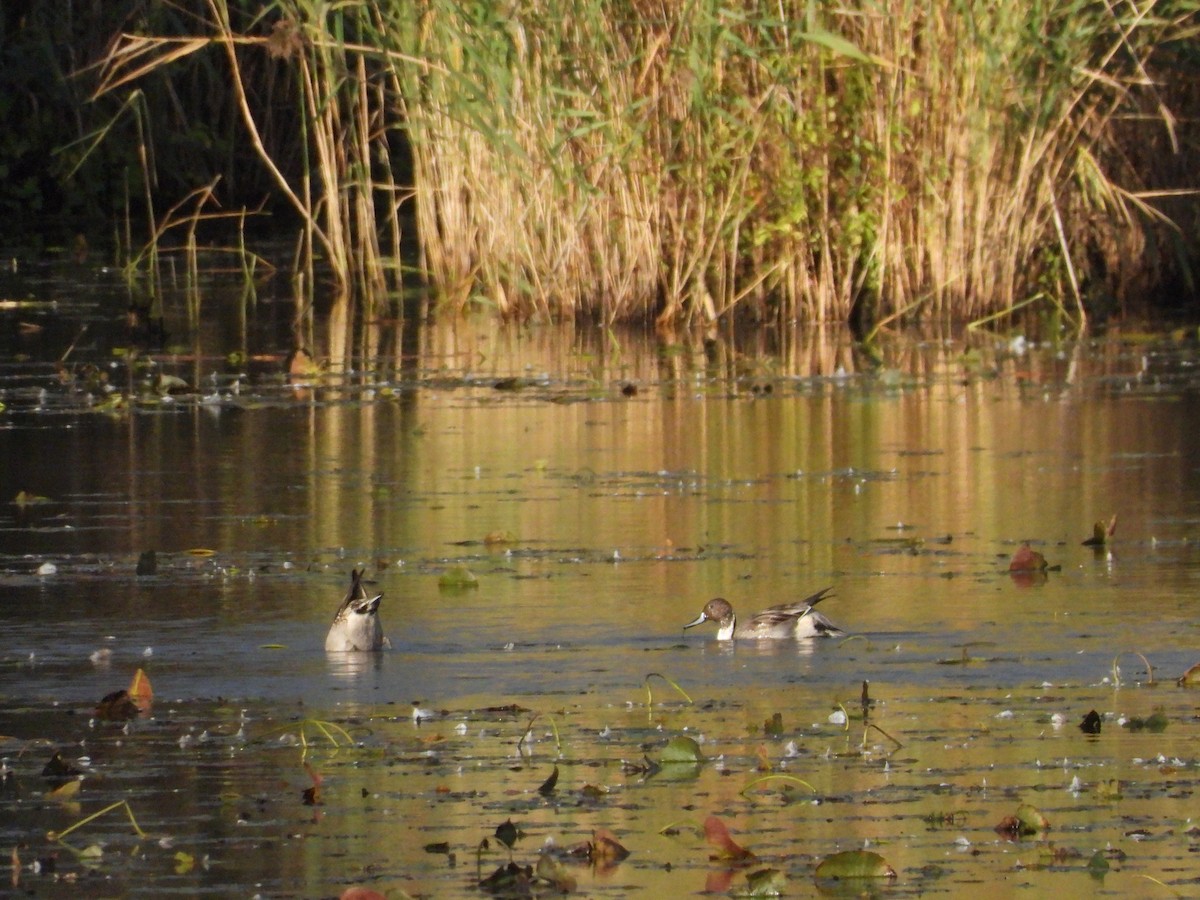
{"left": 683, "top": 587, "right": 843, "bottom": 641}
{"left": 325, "top": 568, "right": 390, "bottom": 651}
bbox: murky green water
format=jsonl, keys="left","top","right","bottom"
{"left": 1, "top": 260, "right": 1199, "bottom": 896}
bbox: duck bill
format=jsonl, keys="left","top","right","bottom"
{"left": 683, "top": 612, "right": 707, "bottom": 629}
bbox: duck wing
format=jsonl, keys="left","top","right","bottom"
{"left": 752, "top": 586, "right": 834, "bottom": 621}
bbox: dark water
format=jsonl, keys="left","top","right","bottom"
{"left": 1, "top": 260, "right": 1199, "bottom": 896}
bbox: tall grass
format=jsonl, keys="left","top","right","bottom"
{"left": 380, "top": 0, "right": 1196, "bottom": 326}
{"left": 88, "top": 0, "right": 1198, "bottom": 327}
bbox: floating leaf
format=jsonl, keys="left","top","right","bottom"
{"left": 814, "top": 849, "right": 897, "bottom": 879}
{"left": 483, "top": 530, "right": 517, "bottom": 546}
{"left": 703, "top": 815, "right": 757, "bottom": 863}
{"left": 1177, "top": 661, "right": 1200, "bottom": 685}
{"left": 338, "top": 889, "right": 387, "bottom": 900}
{"left": 590, "top": 828, "right": 630, "bottom": 866}
{"left": 535, "top": 853, "right": 577, "bottom": 892}
{"left": 1123, "top": 711, "right": 1169, "bottom": 733}
{"left": 1087, "top": 850, "right": 1110, "bottom": 876}
{"left": 738, "top": 867, "right": 787, "bottom": 896}
{"left": 1083, "top": 514, "right": 1117, "bottom": 546}
{"left": 128, "top": 668, "right": 153, "bottom": 712}
{"left": 302, "top": 762, "right": 323, "bottom": 806}
{"left": 173, "top": 851, "right": 194, "bottom": 874}
{"left": 755, "top": 744, "right": 772, "bottom": 772}
{"left": 46, "top": 779, "right": 81, "bottom": 801}
{"left": 659, "top": 735, "right": 703, "bottom": 764}
{"left": 1016, "top": 803, "right": 1050, "bottom": 834}
{"left": 1009, "top": 543, "right": 1047, "bottom": 572}
{"left": 479, "top": 862, "right": 533, "bottom": 894}
{"left": 494, "top": 818, "right": 522, "bottom": 850}
{"left": 42, "top": 751, "right": 82, "bottom": 787}
{"left": 287, "top": 347, "right": 319, "bottom": 378}
{"left": 95, "top": 689, "right": 140, "bottom": 720}
{"left": 186, "top": 548, "right": 216, "bottom": 557}
{"left": 438, "top": 565, "right": 479, "bottom": 590}
{"left": 135, "top": 550, "right": 157, "bottom": 576}
{"left": 537, "top": 765, "right": 558, "bottom": 796}
{"left": 14, "top": 490, "right": 50, "bottom": 508}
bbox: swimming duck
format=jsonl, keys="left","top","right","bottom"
{"left": 683, "top": 587, "right": 843, "bottom": 641}
{"left": 325, "top": 569, "right": 390, "bottom": 651}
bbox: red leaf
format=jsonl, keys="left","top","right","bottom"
{"left": 703, "top": 815, "right": 757, "bottom": 863}
{"left": 1009, "top": 543, "right": 1047, "bottom": 572}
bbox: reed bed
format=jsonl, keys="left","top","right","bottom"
{"left": 88, "top": 0, "right": 1198, "bottom": 327}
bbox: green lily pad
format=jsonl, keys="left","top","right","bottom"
{"left": 814, "top": 849, "right": 897, "bottom": 879}
{"left": 1016, "top": 803, "right": 1050, "bottom": 834}
{"left": 736, "top": 867, "right": 786, "bottom": 896}
{"left": 438, "top": 565, "right": 479, "bottom": 590}
{"left": 659, "top": 735, "right": 703, "bottom": 764}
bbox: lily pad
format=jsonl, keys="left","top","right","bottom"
{"left": 438, "top": 565, "right": 479, "bottom": 590}
{"left": 736, "top": 867, "right": 786, "bottom": 896}
{"left": 814, "top": 849, "right": 897, "bottom": 879}
{"left": 659, "top": 735, "right": 703, "bottom": 764}
{"left": 703, "top": 816, "right": 757, "bottom": 863}
{"left": 1001, "top": 803, "right": 1049, "bottom": 836}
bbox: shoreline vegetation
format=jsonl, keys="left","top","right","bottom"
{"left": 4, "top": 1, "right": 1200, "bottom": 330}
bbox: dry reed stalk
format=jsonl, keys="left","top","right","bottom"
{"left": 83, "top": 0, "right": 1196, "bottom": 327}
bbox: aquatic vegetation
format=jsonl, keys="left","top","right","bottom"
{"left": 814, "top": 849, "right": 896, "bottom": 880}
{"left": 56, "top": 0, "right": 1199, "bottom": 326}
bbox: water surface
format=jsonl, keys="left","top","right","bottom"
{"left": 1, "top": 264, "right": 1198, "bottom": 896}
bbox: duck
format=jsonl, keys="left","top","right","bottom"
{"left": 683, "top": 587, "right": 843, "bottom": 641}
{"left": 325, "top": 569, "right": 390, "bottom": 651}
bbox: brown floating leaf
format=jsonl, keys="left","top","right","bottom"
{"left": 1177, "top": 662, "right": 1200, "bottom": 686}
{"left": 302, "top": 762, "right": 323, "bottom": 806}
{"left": 591, "top": 828, "right": 630, "bottom": 866}
{"left": 1009, "top": 543, "right": 1047, "bottom": 572}
{"left": 703, "top": 815, "right": 757, "bottom": 864}
{"left": 537, "top": 765, "right": 558, "bottom": 796}
{"left": 494, "top": 818, "right": 521, "bottom": 850}
{"left": 814, "top": 849, "right": 897, "bottom": 879}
